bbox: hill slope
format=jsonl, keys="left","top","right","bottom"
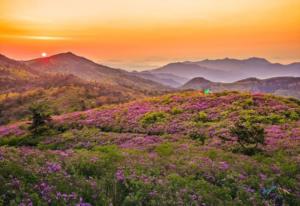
{"left": 0, "top": 91, "right": 299, "bottom": 205}
{"left": 0, "top": 54, "right": 41, "bottom": 93}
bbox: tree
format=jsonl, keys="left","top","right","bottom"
{"left": 230, "top": 120, "right": 265, "bottom": 154}
{"left": 29, "top": 102, "right": 52, "bottom": 135}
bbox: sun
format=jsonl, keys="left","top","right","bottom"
{"left": 41, "top": 52, "right": 47, "bottom": 57}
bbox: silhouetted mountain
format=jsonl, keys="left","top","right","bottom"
{"left": 181, "top": 76, "right": 300, "bottom": 98}
{"left": 25, "top": 52, "right": 170, "bottom": 92}
{"left": 148, "top": 57, "right": 300, "bottom": 83}
{"left": 0, "top": 54, "right": 41, "bottom": 93}
{"left": 0, "top": 53, "right": 171, "bottom": 124}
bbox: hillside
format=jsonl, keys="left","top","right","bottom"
{"left": 181, "top": 76, "right": 300, "bottom": 98}
{"left": 0, "top": 54, "right": 41, "bottom": 93}
{"left": 0, "top": 53, "right": 171, "bottom": 124}
{"left": 148, "top": 57, "right": 300, "bottom": 84}
{"left": 0, "top": 91, "right": 299, "bottom": 205}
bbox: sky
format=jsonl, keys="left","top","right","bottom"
{"left": 0, "top": 0, "right": 299, "bottom": 70}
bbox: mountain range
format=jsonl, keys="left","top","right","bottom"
{"left": 181, "top": 76, "right": 300, "bottom": 98}
{"left": 147, "top": 57, "right": 300, "bottom": 84}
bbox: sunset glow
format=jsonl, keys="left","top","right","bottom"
{"left": 41, "top": 52, "right": 47, "bottom": 57}
{"left": 0, "top": 0, "right": 299, "bottom": 69}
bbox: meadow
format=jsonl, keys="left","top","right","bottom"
{"left": 0, "top": 91, "right": 299, "bottom": 205}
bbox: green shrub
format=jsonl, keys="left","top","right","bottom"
{"left": 0, "top": 136, "right": 25, "bottom": 146}
{"left": 242, "top": 98, "right": 255, "bottom": 108}
{"left": 240, "top": 112, "right": 285, "bottom": 125}
{"left": 230, "top": 120, "right": 265, "bottom": 154}
{"left": 284, "top": 110, "right": 300, "bottom": 121}
{"left": 265, "top": 114, "right": 285, "bottom": 124}
{"left": 155, "top": 143, "right": 174, "bottom": 156}
{"left": 189, "top": 131, "right": 207, "bottom": 145}
{"left": 194, "top": 111, "right": 209, "bottom": 122}
{"left": 140, "top": 111, "right": 167, "bottom": 126}
{"left": 206, "top": 150, "right": 218, "bottom": 160}
{"left": 170, "top": 107, "right": 183, "bottom": 115}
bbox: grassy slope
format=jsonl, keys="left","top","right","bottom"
{"left": 0, "top": 91, "right": 299, "bottom": 205}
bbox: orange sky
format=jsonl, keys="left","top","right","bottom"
{"left": 0, "top": 0, "right": 299, "bottom": 70}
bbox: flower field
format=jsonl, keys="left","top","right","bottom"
{"left": 0, "top": 91, "right": 299, "bottom": 205}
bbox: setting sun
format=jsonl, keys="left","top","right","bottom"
{"left": 41, "top": 52, "right": 47, "bottom": 57}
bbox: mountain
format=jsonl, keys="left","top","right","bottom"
{"left": 25, "top": 52, "right": 170, "bottom": 92}
{"left": 0, "top": 53, "right": 171, "bottom": 124}
{"left": 131, "top": 71, "right": 188, "bottom": 87}
{"left": 181, "top": 76, "right": 300, "bottom": 98}
{"left": 148, "top": 57, "right": 300, "bottom": 84}
{"left": 0, "top": 91, "right": 299, "bottom": 205}
{"left": 149, "top": 62, "right": 235, "bottom": 82}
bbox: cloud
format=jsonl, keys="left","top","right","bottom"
{"left": 0, "top": 34, "right": 70, "bottom": 41}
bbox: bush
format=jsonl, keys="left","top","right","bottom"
{"left": 189, "top": 131, "right": 207, "bottom": 145}
{"left": 194, "top": 112, "right": 209, "bottom": 122}
{"left": 230, "top": 120, "right": 265, "bottom": 154}
{"left": 155, "top": 143, "right": 174, "bottom": 157}
{"left": 242, "top": 98, "right": 255, "bottom": 109}
{"left": 170, "top": 107, "right": 183, "bottom": 115}
{"left": 140, "top": 112, "right": 167, "bottom": 126}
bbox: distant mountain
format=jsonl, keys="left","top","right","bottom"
{"left": 181, "top": 76, "right": 300, "bottom": 98}
{"left": 25, "top": 52, "right": 170, "bottom": 92}
{"left": 149, "top": 62, "right": 235, "bottom": 83}
{"left": 148, "top": 57, "right": 300, "bottom": 84}
{"left": 131, "top": 71, "right": 188, "bottom": 87}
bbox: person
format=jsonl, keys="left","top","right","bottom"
{"left": 204, "top": 88, "right": 211, "bottom": 94}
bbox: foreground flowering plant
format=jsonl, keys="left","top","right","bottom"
{"left": 0, "top": 91, "right": 299, "bottom": 205}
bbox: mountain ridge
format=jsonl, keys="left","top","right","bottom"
{"left": 147, "top": 57, "right": 300, "bottom": 84}
{"left": 181, "top": 76, "right": 300, "bottom": 98}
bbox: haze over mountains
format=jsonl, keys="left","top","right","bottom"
{"left": 147, "top": 57, "right": 300, "bottom": 85}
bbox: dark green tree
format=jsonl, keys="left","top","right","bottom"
{"left": 230, "top": 120, "right": 265, "bottom": 152}
{"left": 29, "top": 102, "right": 52, "bottom": 135}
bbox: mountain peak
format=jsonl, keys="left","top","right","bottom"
{"left": 0, "top": 53, "right": 13, "bottom": 62}
{"left": 0, "top": 53, "right": 27, "bottom": 68}
{"left": 50, "top": 52, "right": 80, "bottom": 59}
{"left": 235, "top": 77, "right": 260, "bottom": 83}
{"left": 190, "top": 77, "right": 212, "bottom": 83}
{"left": 245, "top": 57, "right": 270, "bottom": 64}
